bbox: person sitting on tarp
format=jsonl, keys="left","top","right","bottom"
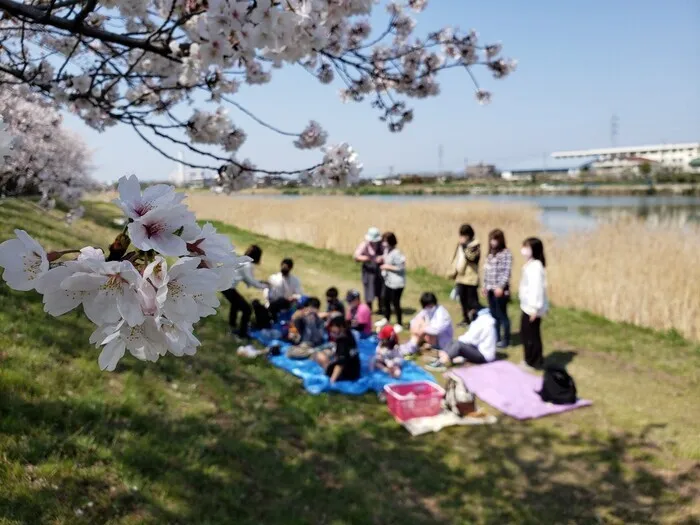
{"left": 371, "top": 325, "right": 403, "bottom": 378}
{"left": 252, "top": 258, "right": 303, "bottom": 328}
{"left": 426, "top": 308, "right": 497, "bottom": 372}
{"left": 345, "top": 289, "right": 373, "bottom": 337}
{"left": 290, "top": 297, "right": 326, "bottom": 348}
{"left": 401, "top": 292, "right": 454, "bottom": 356}
{"left": 313, "top": 316, "right": 361, "bottom": 383}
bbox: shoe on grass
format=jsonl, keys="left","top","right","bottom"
{"left": 393, "top": 324, "right": 403, "bottom": 334}
{"left": 496, "top": 341, "right": 509, "bottom": 349}
{"left": 374, "top": 318, "right": 389, "bottom": 329}
{"left": 425, "top": 359, "right": 447, "bottom": 372}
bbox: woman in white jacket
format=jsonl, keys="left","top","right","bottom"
{"left": 518, "top": 237, "right": 548, "bottom": 369}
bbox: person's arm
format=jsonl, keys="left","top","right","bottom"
{"left": 522, "top": 263, "right": 545, "bottom": 318}
{"left": 242, "top": 264, "right": 267, "bottom": 290}
{"left": 465, "top": 241, "right": 480, "bottom": 262}
{"left": 354, "top": 242, "right": 370, "bottom": 262}
{"left": 330, "top": 363, "right": 344, "bottom": 383}
{"left": 496, "top": 250, "right": 512, "bottom": 290}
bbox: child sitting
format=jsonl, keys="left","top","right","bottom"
{"left": 371, "top": 325, "right": 403, "bottom": 378}
{"left": 313, "top": 316, "right": 361, "bottom": 383}
{"left": 322, "top": 287, "right": 346, "bottom": 320}
{"left": 290, "top": 297, "right": 326, "bottom": 348}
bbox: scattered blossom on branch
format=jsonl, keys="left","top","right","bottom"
{"left": 0, "top": 84, "right": 96, "bottom": 210}
{"left": 0, "top": 0, "right": 515, "bottom": 187}
{"left": 0, "top": 175, "right": 250, "bottom": 371}
{"left": 312, "top": 143, "right": 363, "bottom": 187}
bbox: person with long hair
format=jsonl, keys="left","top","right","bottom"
{"left": 519, "top": 237, "right": 548, "bottom": 369}
{"left": 222, "top": 244, "right": 267, "bottom": 339}
{"left": 483, "top": 229, "right": 513, "bottom": 348}
{"left": 450, "top": 224, "right": 481, "bottom": 326}
{"left": 376, "top": 231, "right": 406, "bottom": 330}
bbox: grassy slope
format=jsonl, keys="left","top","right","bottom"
{"left": 0, "top": 198, "right": 698, "bottom": 525}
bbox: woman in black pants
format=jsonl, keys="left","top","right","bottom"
{"left": 378, "top": 232, "right": 406, "bottom": 329}
{"left": 222, "top": 245, "right": 267, "bottom": 338}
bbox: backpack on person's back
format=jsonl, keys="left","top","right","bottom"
{"left": 538, "top": 364, "right": 578, "bottom": 405}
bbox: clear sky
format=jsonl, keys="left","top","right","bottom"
{"left": 63, "top": 0, "right": 700, "bottom": 182}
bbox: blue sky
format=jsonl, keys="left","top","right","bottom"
{"left": 64, "top": 0, "right": 700, "bottom": 182}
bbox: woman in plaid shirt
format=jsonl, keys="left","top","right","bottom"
{"left": 482, "top": 229, "right": 513, "bottom": 348}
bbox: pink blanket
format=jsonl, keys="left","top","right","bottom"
{"left": 452, "top": 361, "right": 592, "bottom": 420}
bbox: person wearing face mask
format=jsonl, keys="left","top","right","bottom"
{"left": 450, "top": 224, "right": 481, "bottom": 327}
{"left": 354, "top": 227, "right": 385, "bottom": 313}
{"left": 252, "top": 258, "right": 303, "bottom": 328}
{"left": 375, "top": 232, "right": 406, "bottom": 331}
{"left": 482, "top": 229, "right": 513, "bottom": 348}
{"left": 519, "top": 237, "right": 549, "bottom": 369}
{"left": 402, "top": 292, "right": 454, "bottom": 356}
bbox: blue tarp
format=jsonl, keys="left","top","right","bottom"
{"left": 251, "top": 330, "right": 435, "bottom": 396}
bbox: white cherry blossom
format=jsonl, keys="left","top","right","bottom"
{"left": 113, "top": 175, "right": 184, "bottom": 220}
{"left": 128, "top": 207, "right": 197, "bottom": 256}
{"left": 62, "top": 260, "right": 145, "bottom": 327}
{"left": 96, "top": 318, "right": 167, "bottom": 371}
{"left": 0, "top": 230, "right": 49, "bottom": 291}
{"left": 151, "top": 257, "right": 219, "bottom": 325}
{"left": 184, "top": 222, "right": 238, "bottom": 267}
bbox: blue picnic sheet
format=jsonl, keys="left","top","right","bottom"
{"left": 251, "top": 329, "right": 435, "bottom": 396}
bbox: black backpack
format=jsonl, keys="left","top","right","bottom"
{"left": 538, "top": 365, "right": 577, "bottom": 405}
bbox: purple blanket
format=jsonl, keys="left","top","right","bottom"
{"left": 452, "top": 361, "right": 592, "bottom": 420}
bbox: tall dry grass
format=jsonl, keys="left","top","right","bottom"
{"left": 91, "top": 192, "right": 700, "bottom": 341}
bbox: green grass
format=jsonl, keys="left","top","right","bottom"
{"left": 1, "top": 198, "right": 699, "bottom": 524}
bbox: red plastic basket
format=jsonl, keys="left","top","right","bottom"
{"left": 384, "top": 381, "right": 445, "bottom": 422}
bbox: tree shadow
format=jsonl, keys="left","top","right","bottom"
{"left": 2, "top": 385, "right": 698, "bottom": 525}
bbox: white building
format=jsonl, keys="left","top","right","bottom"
{"left": 552, "top": 142, "right": 700, "bottom": 175}
{"left": 169, "top": 151, "right": 190, "bottom": 186}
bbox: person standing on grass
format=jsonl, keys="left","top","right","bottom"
{"left": 222, "top": 245, "right": 267, "bottom": 339}
{"left": 450, "top": 224, "right": 481, "bottom": 327}
{"left": 376, "top": 231, "right": 406, "bottom": 331}
{"left": 354, "top": 227, "right": 385, "bottom": 313}
{"left": 252, "top": 258, "right": 302, "bottom": 328}
{"left": 483, "top": 229, "right": 513, "bottom": 348}
{"left": 345, "top": 289, "right": 373, "bottom": 337}
{"left": 519, "top": 237, "right": 549, "bottom": 369}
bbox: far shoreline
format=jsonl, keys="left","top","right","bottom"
{"left": 240, "top": 181, "right": 700, "bottom": 198}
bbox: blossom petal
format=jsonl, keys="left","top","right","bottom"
{"left": 43, "top": 289, "right": 84, "bottom": 316}
{"left": 0, "top": 238, "right": 24, "bottom": 270}
{"left": 118, "top": 290, "right": 145, "bottom": 327}
{"left": 99, "top": 339, "right": 126, "bottom": 371}
{"left": 61, "top": 272, "right": 108, "bottom": 291}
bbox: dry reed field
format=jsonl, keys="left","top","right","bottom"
{"left": 91, "top": 192, "right": 700, "bottom": 341}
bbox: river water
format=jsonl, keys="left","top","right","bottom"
{"left": 367, "top": 194, "right": 700, "bottom": 235}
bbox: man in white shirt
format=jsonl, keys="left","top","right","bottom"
{"left": 264, "top": 258, "right": 303, "bottom": 321}
{"left": 399, "top": 292, "right": 454, "bottom": 356}
{"left": 426, "top": 308, "right": 497, "bottom": 372}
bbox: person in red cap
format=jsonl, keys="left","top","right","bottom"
{"left": 370, "top": 325, "right": 403, "bottom": 378}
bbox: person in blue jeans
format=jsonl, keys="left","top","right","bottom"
{"left": 482, "top": 229, "right": 513, "bottom": 348}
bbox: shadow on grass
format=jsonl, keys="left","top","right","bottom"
{"left": 2, "top": 381, "right": 699, "bottom": 525}
{"left": 545, "top": 350, "right": 579, "bottom": 368}
{"left": 1, "top": 287, "right": 697, "bottom": 524}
